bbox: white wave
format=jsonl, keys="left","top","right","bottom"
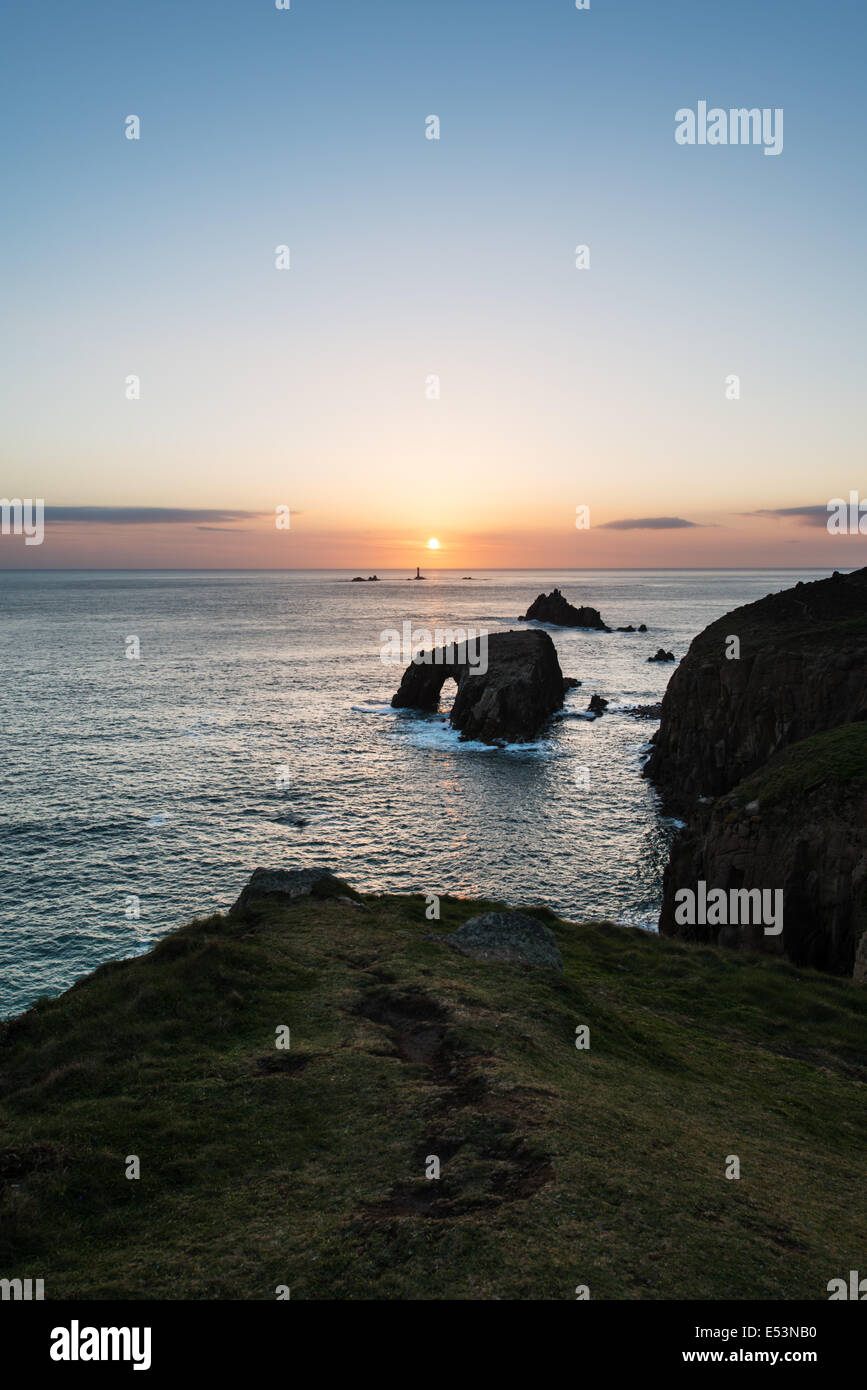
{"left": 398, "top": 717, "right": 551, "bottom": 756}
{"left": 518, "top": 617, "right": 609, "bottom": 632}
{"left": 616, "top": 912, "right": 660, "bottom": 933}
{"left": 116, "top": 939, "right": 156, "bottom": 959}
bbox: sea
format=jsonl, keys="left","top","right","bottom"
{"left": 0, "top": 568, "right": 827, "bottom": 1017}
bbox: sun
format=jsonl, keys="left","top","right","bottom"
{"left": 427, "top": 537, "right": 440, "bottom": 550}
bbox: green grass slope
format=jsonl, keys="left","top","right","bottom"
{"left": 1, "top": 887, "right": 865, "bottom": 1300}
{"left": 730, "top": 721, "right": 867, "bottom": 809}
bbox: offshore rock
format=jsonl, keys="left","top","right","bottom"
{"left": 520, "top": 589, "right": 611, "bottom": 631}
{"left": 391, "top": 629, "right": 566, "bottom": 745}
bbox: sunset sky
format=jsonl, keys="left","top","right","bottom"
{"left": 2, "top": 0, "right": 866, "bottom": 569}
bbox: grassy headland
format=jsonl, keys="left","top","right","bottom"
{"left": 1, "top": 883, "right": 865, "bottom": 1299}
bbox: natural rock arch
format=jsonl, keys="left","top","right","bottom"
{"left": 391, "top": 629, "right": 571, "bottom": 744}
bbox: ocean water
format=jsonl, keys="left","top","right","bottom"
{"left": 0, "top": 567, "right": 825, "bottom": 1017}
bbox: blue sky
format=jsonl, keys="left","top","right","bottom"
{"left": 2, "top": 0, "right": 866, "bottom": 567}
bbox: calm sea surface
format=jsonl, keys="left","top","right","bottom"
{"left": 0, "top": 568, "right": 827, "bottom": 1016}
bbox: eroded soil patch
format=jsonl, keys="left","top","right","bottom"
{"left": 353, "top": 983, "right": 553, "bottom": 1221}
{"left": 255, "top": 1053, "right": 314, "bottom": 1075}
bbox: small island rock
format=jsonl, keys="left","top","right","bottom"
{"left": 520, "top": 589, "right": 611, "bottom": 631}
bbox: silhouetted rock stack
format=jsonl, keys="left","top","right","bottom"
{"left": 520, "top": 589, "right": 611, "bottom": 630}
{"left": 391, "top": 629, "right": 568, "bottom": 744}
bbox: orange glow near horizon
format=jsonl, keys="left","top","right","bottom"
{"left": 3, "top": 508, "right": 867, "bottom": 571}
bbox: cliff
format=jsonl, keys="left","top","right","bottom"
{"left": 644, "top": 567, "right": 867, "bottom": 808}
{"left": 659, "top": 724, "right": 867, "bottom": 976}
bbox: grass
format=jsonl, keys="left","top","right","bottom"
{"left": 730, "top": 723, "right": 867, "bottom": 809}
{"left": 1, "top": 885, "right": 865, "bottom": 1300}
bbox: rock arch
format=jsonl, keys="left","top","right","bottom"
{"left": 391, "top": 629, "right": 570, "bottom": 745}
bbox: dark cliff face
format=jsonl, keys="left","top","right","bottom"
{"left": 658, "top": 724, "right": 867, "bottom": 977}
{"left": 391, "top": 628, "right": 566, "bottom": 744}
{"left": 644, "top": 567, "right": 867, "bottom": 809}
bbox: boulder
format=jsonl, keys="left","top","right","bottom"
{"left": 588, "top": 694, "right": 609, "bottom": 716}
{"left": 648, "top": 648, "right": 675, "bottom": 662}
{"left": 449, "top": 911, "right": 563, "bottom": 971}
{"left": 229, "top": 867, "right": 356, "bottom": 916}
{"left": 520, "top": 589, "right": 611, "bottom": 631}
{"left": 391, "top": 628, "right": 566, "bottom": 744}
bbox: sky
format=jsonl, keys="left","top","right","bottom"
{"left": 1, "top": 0, "right": 866, "bottom": 569}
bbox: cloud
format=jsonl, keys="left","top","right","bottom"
{"left": 44, "top": 507, "right": 269, "bottom": 525}
{"left": 746, "top": 506, "right": 829, "bottom": 527}
{"left": 598, "top": 516, "right": 701, "bottom": 531}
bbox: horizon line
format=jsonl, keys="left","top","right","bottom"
{"left": 0, "top": 566, "right": 848, "bottom": 576}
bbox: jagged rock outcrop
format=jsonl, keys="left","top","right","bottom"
{"left": 391, "top": 629, "right": 567, "bottom": 744}
{"left": 659, "top": 725, "right": 867, "bottom": 977}
{"left": 623, "top": 702, "right": 662, "bottom": 720}
{"left": 230, "top": 867, "right": 359, "bottom": 916}
{"left": 449, "top": 911, "right": 563, "bottom": 971}
{"left": 645, "top": 567, "right": 867, "bottom": 809}
{"left": 520, "top": 589, "right": 611, "bottom": 630}
{"left": 648, "top": 648, "right": 675, "bottom": 663}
